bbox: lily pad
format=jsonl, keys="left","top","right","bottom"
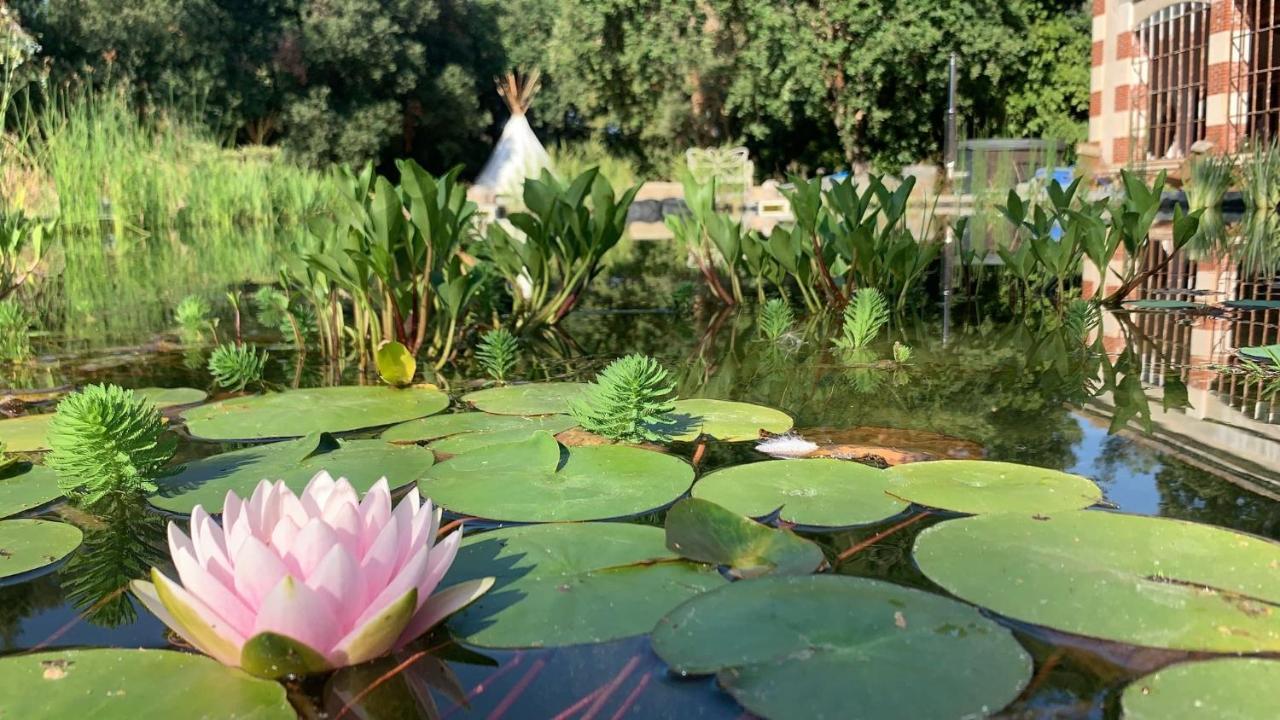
{"left": 0, "top": 519, "right": 83, "bottom": 580}
{"left": 665, "top": 498, "right": 824, "bottom": 578}
{"left": 886, "top": 460, "right": 1103, "bottom": 514}
{"left": 151, "top": 433, "right": 435, "bottom": 514}
{"left": 381, "top": 411, "right": 576, "bottom": 448}
{"left": 0, "top": 648, "right": 293, "bottom": 718}
{"left": 668, "top": 399, "right": 793, "bottom": 442}
{"left": 0, "top": 413, "right": 54, "bottom": 452}
{"left": 0, "top": 463, "right": 62, "bottom": 518}
{"left": 444, "top": 522, "right": 726, "bottom": 648}
{"left": 913, "top": 511, "right": 1280, "bottom": 653}
{"left": 1222, "top": 299, "right": 1280, "bottom": 310}
{"left": 375, "top": 341, "right": 417, "bottom": 386}
{"left": 461, "top": 382, "right": 588, "bottom": 415}
{"left": 1122, "top": 299, "right": 1201, "bottom": 310}
{"left": 1121, "top": 658, "right": 1280, "bottom": 719}
{"left": 420, "top": 431, "right": 693, "bottom": 522}
{"left": 1239, "top": 344, "right": 1280, "bottom": 363}
{"left": 651, "top": 575, "right": 1032, "bottom": 720}
{"left": 181, "top": 385, "right": 449, "bottom": 441}
{"left": 134, "top": 387, "right": 208, "bottom": 408}
{"left": 691, "top": 459, "right": 908, "bottom": 528}
{"left": 429, "top": 421, "right": 578, "bottom": 455}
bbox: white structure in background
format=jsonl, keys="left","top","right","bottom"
{"left": 474, "top": 71, "right": 551, "bottom": 204}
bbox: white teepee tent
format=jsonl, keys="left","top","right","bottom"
{"left": 475, "top": 71, "right": 551, "bottom": 199}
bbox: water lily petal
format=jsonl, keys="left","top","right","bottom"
{"left": 172, "top": 545, "right": 255, "bottom": 638}
{"left": 268, "top": 515, "right": 302, "bottom": 556}
{"left": 253, "top": 576, "right": 343, "bottom": 664}
{"left": 354, "top": 543, "right": 431, "bottom": 629}
{"left": 284, "top": 517, "right": 341, "bottom": 578}
{"left": 414, "top": 528, "right": 462, "bottom": 608}
{"left": 232, "top": 534, "right": 289, "bottom": 607}
{"left": 331, "top": 588, "right": 417, "bottom": 666}
{"left": 305, "top": 543, "right": 361, "bottom": 627}
{"left": 395, "top": 577, "right": 495, "bottom": 649}
{"left": 149, "top": 569, "right": 246, "bottom": 666}
{"left": 359, "top": 478, "right": 392, "bottom": 554}
{"left": 301, "top": 471, "right": 336, "bottom": 516}
{"left": 360, "top": 513, "right": 400, "bottom": 591}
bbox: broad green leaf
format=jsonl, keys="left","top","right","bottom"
{"left": 651, "top": 575, "right": 1031, "bottom": 720}
{"left": 1121, "top": 299, "right": 1201, "bottom": 310}
{"left": 0, "top": 463, "right": 62, "bottom": 518}
{"left": 692, "top": 459, "right": 907, "bottom": 527}
{"left": 0, "top": 413, "right": 54, "bottom": 452}
{"left": 913, "top": 511, "right": 1280, "bottom": 652}
{"left": 461, "top": 382, "right": 588, "bottom": 415}
{"left": 181, "top": 386, "right": 449, "bottom": 440}
{"left": 374, "top": 341, "right": 416, "bottom": 387}
{"left": 886, "top": 460, "right": 1102, "bottom": 514}
{"left": 664, "top": 498, "right": 824, "bottom": 578}
{"left": 1121, "top": 658, "right": 1280, "bottom": 720}
{"left": 133, "top": 387, "right": 208, "bottom": 408}
{"left": 444, "top": 522, "right": 725, "bottom": 647}
{"left": 381, "top": 412, "right": 576, "bottom": 444}
{"left": 0, "top": 519, "right": 82, "bottom": 579}
{"left": 667, "top": 399, "right": 793, "bottom": 442}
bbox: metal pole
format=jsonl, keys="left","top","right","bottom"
{"left": 942, "top": 53, "right": 958, "bottom": 346}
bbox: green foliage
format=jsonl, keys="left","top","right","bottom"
{"left": 0, "top": 209, "right": 53, "bottom": 301}
{"left": 571, "top": 354, "right": 678, "bottom": 443}
{"left": 0, "top": 440, "right": 13, "bottom": 473}
{"left": 757, "top": 298, "right": 794, "bottom": 341}
{"left": 476, "top": 328, "right": 519, "bottom": 382}
{"left": 1062, "top": 299, "right": 1100, "bottom": 343}
{"left": 1001, "top": 2, "right": 1090, "bottom": 146}
{"left": 0, "top": 299, "right": 32, "bottom": 362}
{"left": 174, "top": 295, "right": 211, "bottom": 333}
{"left": 893, "top": 342, "right": 913, "bottom": 364}
{"left": 550, "top": 141, "right": 642, "bottom": 190}
{"left": 46, "top": 384, "right": 176, "bottom": 506}
{"left": 1186, "top": 154, "right": 1235, "bottom": 213}
{"left": 1239, "top": 139, "right": 1280, "bottom": 212}
{"left": 208, "top": 343, "right": 267, "bottom": 391}
{"left": 61, "top": 499, "right": 165, "bottom": 627}
{"left": 252, "top": 286, "right": 310, "bottom": 346}
{"left": 835, "top": 288, "right": 890, "bottom": 351}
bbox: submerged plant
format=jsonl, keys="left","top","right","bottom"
{"left": 476, "top": 328, "right": 519, "bottom": 382}
{"left": 46, "top": 384, "right": 176, "bottom": 506}
{"left": 130, "top": 473, "right": 494, "bottom": 678}
{"left": 1062, "top": 299, "right": 1101, "bottom": 343}
{"left": 834, "top": 288, "right": 890, "bottom": 351}
{"left": 571, "top": 354, "right": 677, "bottom": 442}
{"left": 0, "top": 298, "right": 31, "bottom": 361}
{"left": 757, "top": 298, "right": 795, "bottom": 341}
{"left": 174, "top": 294, "right": 212, "bottom": 334}
{"left": 208, "top": 342, "right": 267, "bottom": 391}
{"left": 62, "top": 498, "right": 165, "bottom": 628}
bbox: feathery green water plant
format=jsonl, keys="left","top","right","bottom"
{"left": 834, "top": 288, "right": 889, "bottom": 351}
{"left": 571, "top": 354, "right": 677, "bottom": 442}
{"left": 1062, "top": 298, "right": 1101, "bottom": 343}
{"left": 207, "top": 343, "right": 267, "bottom": 391}
{"left": 252, "top": 285, "right": 308, "bottom": 347}
{"left": 0, "top": 298, "right": 31, "bottom": 361}
{"left": 757, "top": 298, "right": 794, "bottom": 341}
{"left": 46, "top": 384, "right": 176, "bottom": 506}
{"left": 1240, "top": 139, "right": 1280, "bottom": 212}
{"left": 476, "top": 328, "right": 519, "bottom": 383}
{"left": 174, "top": 295, "right": 211, "bottom": 334}
{"left": 892, "top": 342, "right": 913, "bottom": 364}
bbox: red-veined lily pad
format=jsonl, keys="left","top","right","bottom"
{"left": 691, "top": 459, "right": 907, "bottom": 528}
{"left": 461, "top": 382, "right": 588, "bottom": 416}
{"left": 0, "top": 463, "right": 62, "bottom": 518}
{"left": 181, "top": 385, "right": 449, "bottom": 441}
{"left": 420, "top": 431, "right": 692, "bottom": 522}
{"left": 913, "top": 511, "right": 1280, "bottom": 653}
{"left": 0, "top": 648, "right": 293, "bottom": 718}
{"left": 668, "top": 399, "right": 793, "bottom": 442}
{"left": 443, "top": 522, "right": 725, "bottom": 648}
{"left": 886, "top": 460, "right": 1102, "bottom": 514}
{"left": 0, "top": 519, "right": 82, "bottom": 580}
{"left": 665, "top": 498, "right": 824, "bottom": 578}
{"left": 651, "top": 575, "right": 1032, "bottom": 720}
{"left": 151, "top": 432, "right": 434, "bottom": 514}
{"left": 1121, "top": 658, "right": 1280, "bottom": 719}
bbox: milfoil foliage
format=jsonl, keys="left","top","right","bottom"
{"left": 571, "top": 354, "right": 678, "bottom": 443}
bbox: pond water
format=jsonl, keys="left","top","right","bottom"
{"left": 2, "top": 294, "right": 1278, "bottom": 718}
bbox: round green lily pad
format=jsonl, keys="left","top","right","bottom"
{"left": 665, "top": 498, "right": 824, "bottom": 578}
{"left": 420, "top": 432, "right": 693, "bottom": 522}
{"left": 461, "top": 382, "right": 588, "bottom": 415}
{"left": 444, "top": 522, "right": 726, "bottom": 648}
{"left": 913, "top": 511, "right": 1280, "bottom": 653}
{"left": 0, "top": 519, "right": 83, "bottom": 579}
{"left": 1122, "top": 299, "right": 1200, "bottom": 310}
{"left": 692, "top": 459, "right": 907, "bottom": 527}
{"left": 1223, "top": 299, "right": 1280, "bottom": 311}
{"left": 0, "top": 648, "right": 293, "bottom": 718}
{"left": 1121, "top": 658, "right": 1280, "bottom": 719}
{"left": 181, "top": 385, "right": 450, "bottom": 440}
{"left": 381, "top": 411, "right": 576, "bottom": 447}
{"left": 0, "top": 413, "right": 54, "bottom": 452}
{"left": 0, "top": 464, "right": 62, "bottom": 518}
{"left": 151, "top": 433, "right": 435, "bottom": 514}
{"left": 134, "top": 387, "right": 208, "bottom": 408}
{"left": 428, "top": 421, "right": 577, "bottom": 455}
{"left": 651, "top": 575, "right": 1032, "bottom": 720}
{"left": 886, "top": 460, "right": 1103, "bottom": 514}
{"left": 668, "top": 399, "right": 793, "bottom": 442}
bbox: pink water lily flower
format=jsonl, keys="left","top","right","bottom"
{"left": 131, "top": 472, "right": 492, "bottom": 678}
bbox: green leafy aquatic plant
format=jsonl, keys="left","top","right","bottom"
{"left": 757, "top": 298, "right": 794, "bottom": 341}
{"left": 0, "top": 209, "right": 53, "bottom": 302}
{"left": 46, "top": 384, "right": 176, "bottom": 506}
{"left": 834, "top": 287, "right": 889, "bottom": 351}
{"left": 570, "top": 354, "right": 677, "bottom": 442}
{"left": 475, "top": 327, "right": 519, "bottom": 382}
{"left": 0, "top": 298, "right": 32, "bottom": 361}
{"left": 207, "top": 343, "right": 267, "bottom": 391}
{"left": 1062, "top": 298, "right": 1101, "bottom": 342}
{"left": 374, "top": 340, "right": 416, "bottom": 386}
{"left": 1240, "top": 139, "right": 1280, "bottom": 212}
{"left": 892, "top": 341, "right": 913, "bottom": 364}
{"left": 174, "top": 294, "right": 211, "bottom": 334}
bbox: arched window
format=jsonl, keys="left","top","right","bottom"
{"left": 1235, "top": 1, "right": 1280, "bottom": 141}
{"left": 1133, "top": 3, "right": 1211, "bottom": 159}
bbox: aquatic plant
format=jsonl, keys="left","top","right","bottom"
{"left": 571, "top": 354, "right": 678, "bottom": 442}
{"left": 476, "top": 328, "right": 519, "bottom": 382}
{"left": 130, "top": 473, "right": 493, "bottom": 678}
{"left": 1240, "top": 139, "right": 1280, "bottom": 212}
{"left": 893, "top": 342, "right": 913, "bottom": 364}
{"left": 1062, "top": 298, "right": 1101, "bottom": 343}
{"left": 834, "top": 288, "right": 890, "bottom": 351}
{"left": 46, "top": 384, "right": 176, "bottom": 506}
{"left": 757, "top": 298, "right": 794, "bottom": 341}
{"left": 0, "top": 440, "right": 13, "bottom": 473}
{"left": 61, "top": 498, "right": 165, "bottom": 628}
{"left": 253, "top": 285, "right": 309, "bottom": 347}
{"left": 174, "top": 295, "right": 212, "bottom": 334}
{"left": 207, "top": 343, "right": 267, "bottom": 391}
{"left": 0, "top": 298, "right": 32, "bottom": 361}
{"left": 374, "top": 340, "right": 416, "bottom": 387}
{"left": 0, "top": 209, "right": 53, "bottom": 302}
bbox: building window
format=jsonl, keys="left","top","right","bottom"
{"left": 1133, "top": 3, "right": 1211, "bottom": 159}
{"left": 1235, "top": 1, "right": 1280, "bottom": 142}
